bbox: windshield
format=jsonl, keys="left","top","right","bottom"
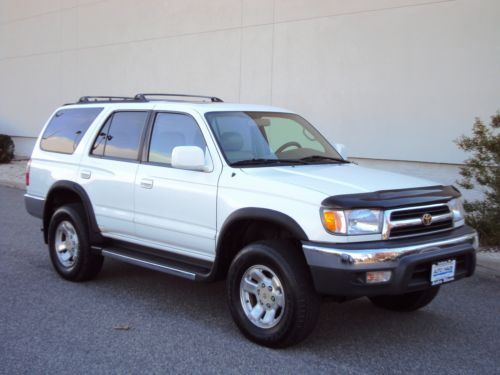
{"left": 204, "top": 111, "right": 345, "bottom": 167}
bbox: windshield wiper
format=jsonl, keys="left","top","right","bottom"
{"left": 296, "top": 155, "right": 350, "bottom": 164}
{"left": 230, "top": 158, "right": 308, "bottom": 167}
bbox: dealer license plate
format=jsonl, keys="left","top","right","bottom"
{"left": 430, "top": 259, "right": 456, "bottom": 286}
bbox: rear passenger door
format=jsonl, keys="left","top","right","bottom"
{"left": 78, "top": 110, "right": 150, "bottom": 239}
{"left": 134, "top": 111, "right": 221, "bottom": 261}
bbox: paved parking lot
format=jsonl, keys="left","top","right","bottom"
{"left": 1, "top": 186, "right": 499, "bottom": 374}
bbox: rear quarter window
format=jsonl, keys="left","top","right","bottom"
{"left": 40, "top": 107, "right": 103, "bottom": 154}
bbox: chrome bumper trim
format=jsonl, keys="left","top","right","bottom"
{"left": 303, "top": 232, "right": 478, "bottom": 265}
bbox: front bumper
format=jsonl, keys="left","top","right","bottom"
{"left": 302, "top": 226, "right": 477, "bottom": 296}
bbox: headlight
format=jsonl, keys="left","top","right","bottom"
{"left": 448, "top": 198, "right": 465, "bottom": 223}
{"left": 322, "top": 209, "right": 383, "bottom": 235}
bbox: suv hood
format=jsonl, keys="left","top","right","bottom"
{"left": 240, "top": 163, "right": 439, "bottom": 197}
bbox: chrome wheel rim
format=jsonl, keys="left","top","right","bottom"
{"left": 239, "top": 265, "right": 285, "bottom": 329}
{"left": 54, "top": 220, "right": 79, "bottom": 268}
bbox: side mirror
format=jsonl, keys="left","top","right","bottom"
{"left": 334, "top": 143, "right": 348, "bottom": 160}
{"left": 171, "top": 146, "right": 210, "bottom": 172}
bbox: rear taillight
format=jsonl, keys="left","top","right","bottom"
{"left": 25, "top": 159, "right": 31, "bottom": 186}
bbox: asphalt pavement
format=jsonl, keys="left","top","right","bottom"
{"left": 1, "top": 186, "right": 499, "bottom": 374}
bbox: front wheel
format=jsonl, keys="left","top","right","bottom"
{"left": 368, "top": 287, "right": 440, "bottom": 312}
{"left": 227, "top": 240, "right": 320, "bottom": 348}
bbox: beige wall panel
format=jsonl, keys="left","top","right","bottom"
{"left": 60, "top": 7, "right": 78, "bottom": 51}
{"left": 274, "top": 0, "right": 448, "bottom": 22}
{"left": 74, "top": 28, "right": 241, "bottom": 102}
{"left": 60, "top": 50, "right": 81, "bottom": 103}
{"left": 272, "top": 0, "right": 500, "bottom": 163}
{"left": 0, "top": 0, "right": 60, "bottom": 23}
{"left": 239, "top": 25, "right": 273, "bottom": 104}
{"left": 1, "top": 11, "right": 61, "bottom": 58}
{"left": 77, "top": 0, "right": 242, "bottom": 49}
{"left": 242, "top": 0, "right": 274, "bottom": 26}
{"left": 0, "top": 54, "right": 61, "bottom": 137}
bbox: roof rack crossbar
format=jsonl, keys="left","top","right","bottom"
{"left": 78, "top": 96, "right": 141, "bottom": 103}
{"left": 134, "top": 93, "right": 223, "bottom": 103}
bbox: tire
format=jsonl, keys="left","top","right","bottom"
{"left": 369, "top": 286, "right": 440, "bottom": 312}
{"left": 48, "top": 203, "right": 103, "bottom": 281}
{"left": 227, "top": 240, "right": 320, "bottom": 348}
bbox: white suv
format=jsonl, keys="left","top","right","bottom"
{"left": 25, "top": 93, "right": 478, "bottom": 347}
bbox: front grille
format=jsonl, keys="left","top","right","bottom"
{"left": 388, "top": 204, "right": 453, "bottom": 239}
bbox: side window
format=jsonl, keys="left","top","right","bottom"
{"left": 91, "top": 111, "right": 148, "bottom": 160}
{"left": 40, "top": 107, "right": 103, "bottom": 154}
{"left": 148, "top": 113, "right": 206, "bottom": 165}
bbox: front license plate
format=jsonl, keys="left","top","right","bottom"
{"left": 431, "top": 259, "right": 456, "bottom": 286}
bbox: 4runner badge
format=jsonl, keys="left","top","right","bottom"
{"left": 421, "top": 213, "right": 433, "bottom": 226}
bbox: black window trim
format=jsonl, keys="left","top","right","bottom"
{"left": 40, "top": 107, "right": 104, "bottom": 155}
{"left": 88, "top": 109, "right": 152, "bottom": 164}
{"left": 141, "top": 110, "right": 210, "bottom": 170}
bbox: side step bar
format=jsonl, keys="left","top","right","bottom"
{"left": 95, "top": 246, "right": 211, "bottom": 281}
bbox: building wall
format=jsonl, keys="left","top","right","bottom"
{"left": 0, "top": 0, "right": 499, "bottom": 184}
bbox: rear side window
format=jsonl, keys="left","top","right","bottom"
{"left": 40, "top": 107, "right": 103, "bottom": 154}
{"left": 91, "top": 111, "right": 148, "bottom": 160}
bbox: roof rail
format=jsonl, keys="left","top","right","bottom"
{"left": 77, "top": 96, "right": 140, "bottom": 103}
{"left": 134, "top": 93, "right": 223, "bottom": 103}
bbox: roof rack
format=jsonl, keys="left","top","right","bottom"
{"left": 134, "top": 93, "right": 224, "bottom": 103}
{"left": 77, "top": 96, "right": 138, "bottom": 103}
{"left": 66, "top": 93, "right": 224, "bottom": 106}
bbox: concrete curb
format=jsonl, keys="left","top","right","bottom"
{"left": 0, "top": 179, "right": 25, "bottom": 190}
{"left": 476, "top": 252, "right": 500, "bottom": 279}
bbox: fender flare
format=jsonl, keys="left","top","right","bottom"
{"left": 202, "top": 207, "right": 308, "bottom": 281}
{"left": 217, "top": 208, "right": 308, "bottom": 245}
{"left": 43, "top": 180, "right": 103, "bottom": 244}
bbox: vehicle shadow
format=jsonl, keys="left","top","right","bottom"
{"left": 97, "top": 258, "right": 462, "bottom": 356}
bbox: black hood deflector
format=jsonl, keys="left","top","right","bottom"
{"left": 321, "top": 185, "right": 460, "bottom": 210}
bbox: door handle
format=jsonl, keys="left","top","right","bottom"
{"left": 140, "top": 178, "right": 153, "bottom": 189}
{"left": 80, "top": 170, "right": 91, "bottom": 179}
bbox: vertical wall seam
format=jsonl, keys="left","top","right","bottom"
{"left": 270, "top": 0, "right": 276, "bottom": 105}
{"left": 238, "top": 0, "right": 244, "bottom": 102}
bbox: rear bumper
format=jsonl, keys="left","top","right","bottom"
{"left": 24, "top": 193, "right": 44, "bottom": 219}
{"left": 302, "top": 226, "right": 477, "bottom": 296}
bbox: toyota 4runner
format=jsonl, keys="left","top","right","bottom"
{"left": 25, "top": 93, "right": 478, "bottom": 347}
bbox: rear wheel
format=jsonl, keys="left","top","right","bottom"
{"left": 227, "top": 240, "right": 320, "bottom": 348}
{"left": 48, "top": 204, "right": 103, "bottom": 281}
{"left": 369, "top": 287, "right": 440, "bottom": 312}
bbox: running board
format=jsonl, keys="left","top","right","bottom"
{"left": 98, "top": 247, "right": 210, "bottom": 280}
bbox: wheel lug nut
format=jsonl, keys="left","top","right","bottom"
{"left": 261, "top": 283, "right": 265, "bottom": 288}
{"left": 266, "top": 303, "right": 271, "bottom": 308}
{"left": 271, "top": 296, "right": 275, "bottom": 301}
{"left": 268, "top": 286, "right": 272, "bottom": 291}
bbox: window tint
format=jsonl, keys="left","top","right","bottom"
{"left": 91, "top": 111, "right": 148, "bottom": 160}
{"left": 264, "top": 117, "right": 325, "bottom": 153}
{"left": 40, "top": 107, "right": 103, "bottom": 154}
{"left": 148, "top": 113, "right": 206, "bottom": 164}
{"left": 205, "top": 111, "right": 340, "bottom": 165}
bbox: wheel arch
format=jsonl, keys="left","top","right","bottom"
{"left": 43, "top": 181, "right": 103, "bottom": 244}
{"left": 208, "top": 208, "right": 308, "bottom": 280}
